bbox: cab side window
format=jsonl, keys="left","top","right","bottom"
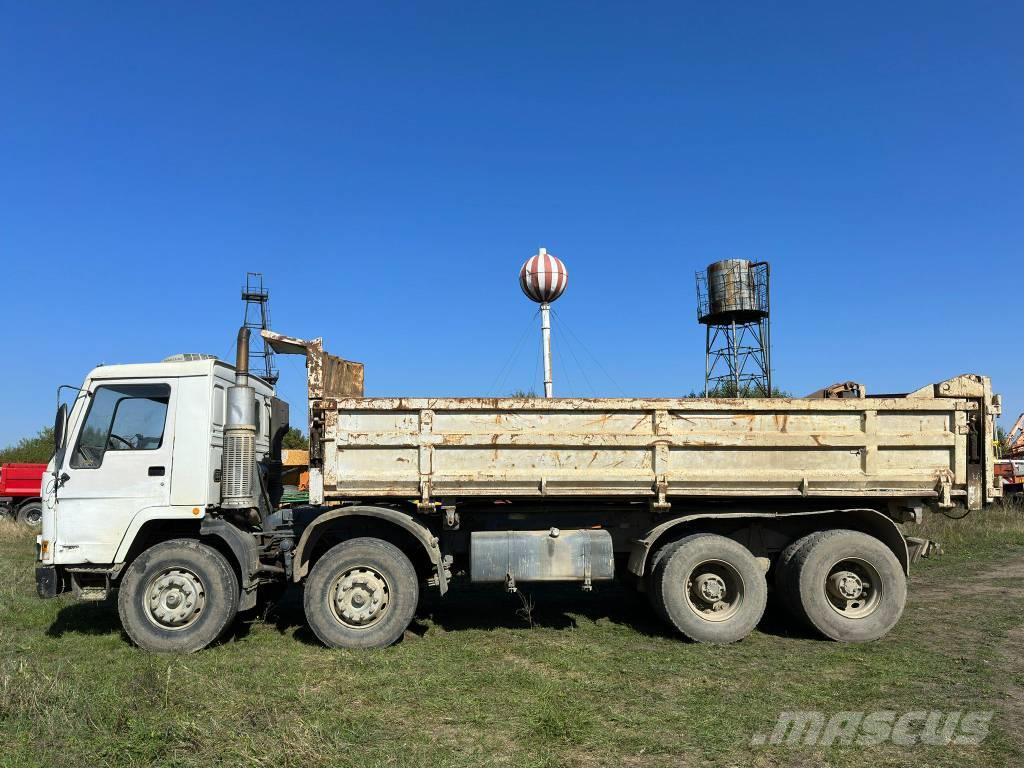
{"left": 70, "top": 384, "right": 171, "bottom": 469}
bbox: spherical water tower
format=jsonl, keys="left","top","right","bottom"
{"left": 695, "top": 260, "right": 772, "bottom": 396}
{"left": 520, "top": 248, "right": 568, "bottom": 398}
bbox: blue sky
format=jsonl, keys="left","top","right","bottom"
{"left": 1, "top": 2, "right": 1020, "bottom": 446}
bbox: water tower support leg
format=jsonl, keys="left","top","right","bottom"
{"left": 541, "top": 302, "right": 553, "bottom": 398}
{"left": 704, "top": 325, "right": 710, "bottom": 397}
{"left": 732, "top": 318, "right": 740, "bottom": 396}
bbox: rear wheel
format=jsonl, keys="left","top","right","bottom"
{"left": 792, "top": 530, "right": 906, "bottom": 642}
{"left": 304, "top": 537, "right": 419, "bottom": 649}
{"left": 117, "top": 539, "right": 240, "bottom": 653}
{"left": 651, "top": 534, "right": 767, "bottom": 643}
{"left": 773, "top": 530, "right": 826, "bottom": 622}
{"left": 16, "top": 501, "right": 43, "bottom": 529}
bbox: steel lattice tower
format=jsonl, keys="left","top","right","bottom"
{"left": 241, "top": 272, "right": 279, "bottom": 385}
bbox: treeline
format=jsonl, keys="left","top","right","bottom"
{"left": 0, "top": 428, "right": 55, "bottom": 465}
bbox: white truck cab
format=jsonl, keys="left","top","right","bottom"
{"left": 39, "top": 356, "right": 277, "bottom": 588}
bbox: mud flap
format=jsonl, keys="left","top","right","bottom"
{"left": 35, "top": 565, "right": 67, "bottom": 599}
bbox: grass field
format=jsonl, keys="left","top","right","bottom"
{"left": 2, "top": 503, "right": 1023, "bottom": 768}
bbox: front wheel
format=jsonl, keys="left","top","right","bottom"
{"left": 117, "top": 539, "right": 240, "bottom": 652}
{"left": 651, "top": 533, "right": 767, "bottom": 644}
{"left": 303, "top": 537, "right": 419, "bottom": 649}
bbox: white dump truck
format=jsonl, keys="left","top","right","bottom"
{"left": 35, "top": 327, "right": 1002, "bottom": 651}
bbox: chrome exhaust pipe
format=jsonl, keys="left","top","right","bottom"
{"left": 234, "top": 326, "right": 250, "bottom": 387}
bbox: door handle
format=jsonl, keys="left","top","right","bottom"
{"left": 148, "top": 466, "right": 166, "bottom": 477}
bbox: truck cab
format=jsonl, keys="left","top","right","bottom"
{"left": 38, "top": 356, "right": 278, "bottom": 595}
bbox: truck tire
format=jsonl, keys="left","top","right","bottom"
{"left": 772, "top": 530, "right": 827, "bottom": 622}
{"left": 792, "top": 529, "right": 906, "bottom": 642}
{"left": 651, "top": 533, "right": 767, "bottom": 644}
{"left": 16, "top": 501, "right": 43, "bottom": 529}
{"left": 645, "top": 542, "right": 675, "bottom": 621}
{"left": 117, "top": 539, "right": 240, "bottom": 653}
{"left": 304, "top": 537, "right": 419, "bottom": 649}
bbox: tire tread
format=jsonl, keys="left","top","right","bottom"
{"left": 303, "top": 537, "right": 419, "bottom": 649}
{"left": 117, "top": 538, "right": 240, "bottom": 653}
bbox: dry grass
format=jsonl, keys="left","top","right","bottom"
{"left": 915, "top": 496, "right": 1024, "bottom": 558}
{"left": 0, "top": 518, "right": 26, "bottom": 540}
{"left": 0, "top": 503, "right": 1022, "bottom": 767}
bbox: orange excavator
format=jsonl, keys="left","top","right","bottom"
{"left": 1007, "top": 413, "right": 1024, "bottom": 459}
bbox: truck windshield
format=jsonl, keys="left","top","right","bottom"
{"left": 70, "top": 384, "right": 170, "bottom": 469}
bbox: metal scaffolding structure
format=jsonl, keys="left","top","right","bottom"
{"left": 241, "top": 272, "right": 279, "bottom": 385}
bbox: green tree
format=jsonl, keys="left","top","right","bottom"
{"left": 0, "top": 427, "right": 55, "bottom": 465}
{"left": 508, "top": 389, "right": 538, "bottom": 398}
{"left": 685, "top": 383, "right": 792, "bottom": 398}
{"left": 282, "top": 427, "right": 309, "bottom": 451}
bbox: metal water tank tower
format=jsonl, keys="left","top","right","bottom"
{"left": 695, "top": 260, "right": 772, "bottom": 396}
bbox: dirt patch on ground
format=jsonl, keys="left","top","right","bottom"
{"left": 910, "top": 556, "right": 1024, "bottom": 604}
{"left": 975, "top": 559, "right": 1024, "bottom": 582}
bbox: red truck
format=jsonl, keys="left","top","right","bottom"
{"left": 0, "top": 463, "right": 46, "bottom": 528}
{"left": 994, "top": 459, "right": 1024, "bottom": 496}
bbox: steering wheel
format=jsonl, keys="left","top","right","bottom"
{"left": 107, "top": 433, "right": 134, "bottom": 450}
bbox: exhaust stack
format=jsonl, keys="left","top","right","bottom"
{"left": 221, "top": 327, "right": 259, "bottom": 510}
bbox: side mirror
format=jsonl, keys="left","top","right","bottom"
{"left": 53, "top": 403, "right": 68, "bottom": 464}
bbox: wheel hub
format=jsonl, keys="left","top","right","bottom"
{"left": 684, "top": 560, "right": 744, "bottom": 622}
{"left": 694, "top": 573, "right": 727, "bottom": 604}
{"left": 824, "top": 559, "right": 882, "bottom": 619}
{"left": 332, "top": 567, "right": 390, "bottom": 628}
{"left": 146, "top": 568, "right": 206, "bottom": 629}
{"left": 829, "top": 571, "right": 864, "bottom": 600}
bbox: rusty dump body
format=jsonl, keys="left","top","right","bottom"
{"left": 261, "top": 324, "right": 1000, "bottom": 516}
{"left": 306, "top": 374, "right": 1001, "bottom": 515}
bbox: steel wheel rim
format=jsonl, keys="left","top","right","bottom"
{"left": 824, "top": 557, "right": 883, "bottom": 619}
{"left": 144, "top": 567, "right": 206, "bottom": 630}
{"left": 330, "top": 566, "right": 391, "bottom": 629}
{"left": 683, "top": 558, "right": 744, "bottom": 622}
{"left": 23, "top": 507, "right": 42, "bottom": 526}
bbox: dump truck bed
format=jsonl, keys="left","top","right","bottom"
{"left": 311, "top": 374, "right": 1001, "bottom": 510}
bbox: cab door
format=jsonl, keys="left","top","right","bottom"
{"left": 54, "top": 380, "right": 176, "bottom": 564}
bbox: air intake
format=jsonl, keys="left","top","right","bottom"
{"left": 221, "top": 328, "right": 259, "bottom": 510}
